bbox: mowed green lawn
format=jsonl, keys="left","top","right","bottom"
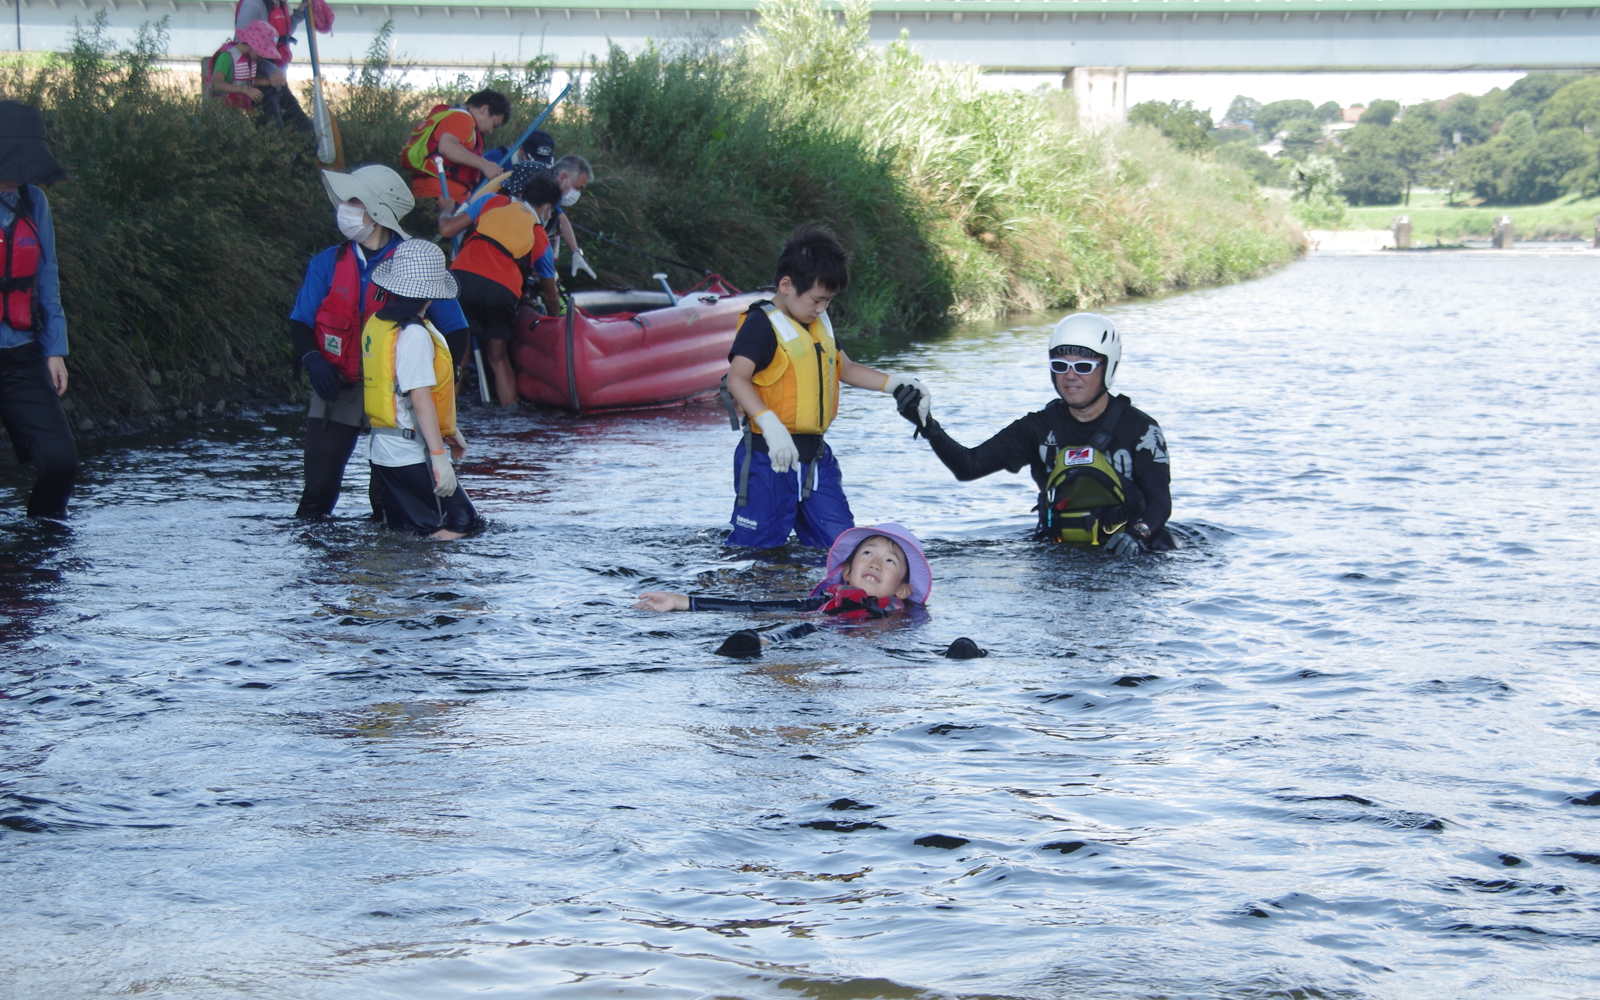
{"left": 1341, "top": 193, "right": 1600, "bottom": 240}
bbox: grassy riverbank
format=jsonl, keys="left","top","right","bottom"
{"left": 0, "top": 1, "right": 1300, "bottom": 436}
{"left": 1341, "top": 192, "right": 1600, "bottom": 241}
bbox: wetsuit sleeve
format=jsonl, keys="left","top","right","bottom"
{"left": 728, "top": 308, "right": 777, "bottom": 371}
{"left": 688, "top": 595, "right": 828, "bottom": 613}
{"left": 1129, "top": 420, "right": 1172, "bottom": 532}
{"left": 922, "top": 411, "right": 1048, "bottom": 481}
{"left": 28, "top": 189, "right": 65, "bottom": 357}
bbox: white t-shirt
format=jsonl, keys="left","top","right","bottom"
{"left": 369, "top": 322, "right": 440, "bottom": 468}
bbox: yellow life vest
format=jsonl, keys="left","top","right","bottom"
{"left": 1041, "top": 443, "right": 1128, "bottom": 545}
{"left": 749, "top": 302, "right": 839, "bottom": 436}
{"left": 361, "top": 315, "right": 457, "bottom": 439}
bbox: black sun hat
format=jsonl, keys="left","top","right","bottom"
{"left": 0, "top": 102, "right": 66, "bottom": 186}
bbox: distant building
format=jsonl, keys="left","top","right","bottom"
{"left": 1342, "top": 106, "right": 1366, "bottom": 123}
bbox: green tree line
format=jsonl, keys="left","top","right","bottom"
{"left": 1131, "top": 74, "right": 1600, "bottom": 211}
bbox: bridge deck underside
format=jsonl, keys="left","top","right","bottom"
{"left": 5, "top": 1, "right": 1598, "bottom": 70}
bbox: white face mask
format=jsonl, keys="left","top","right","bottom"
{"left": 560, "top": 188, "right": 581, "bottom": 208}
{"left": 336, "top": 203, "right": 376, "bottom": 243}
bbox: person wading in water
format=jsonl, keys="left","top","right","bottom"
{"left": 895, "top": 313, "right": 1175, "bottom": 555}
{"left": 0, "top": 101, "right": 76, "bottom": 520}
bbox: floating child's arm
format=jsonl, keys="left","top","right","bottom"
{"left": 634, "top": 591, "right": 827, "bottom": 613}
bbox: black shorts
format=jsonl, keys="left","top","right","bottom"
{"left": 369, "top": 462, "right": 480, "bottom": 536}
{"left": 451, "top": 269, "right": 520, "bottom": 342}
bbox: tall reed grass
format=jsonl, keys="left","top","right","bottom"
{"left": 0, "top": 0, "right": 1299, "bottom": 433}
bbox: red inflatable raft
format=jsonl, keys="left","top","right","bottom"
{"left": 512, "top": 275, "right": 765, "bottom": 412}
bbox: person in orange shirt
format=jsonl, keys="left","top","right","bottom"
{"left": 404, "top": 90, "right": 511, "bottom": 205}
{"left": 439, "top": 163, "right": 563, "bottom": 407}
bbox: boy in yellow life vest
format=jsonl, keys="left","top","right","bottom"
{"left": 722, "top": 226, "right": 931, "bottom": 549}
{"left": 361, "top": 240, "right": 478, "bottom": 540}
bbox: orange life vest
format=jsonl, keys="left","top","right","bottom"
{"left": 401, "top": 106, "right": 483, "bottom": 196}
{"left": 312, "top": 242, "right": 389, "bottom": 384}
{"left": 0, "top": 189, "right": 43, "bottom": 332}
{"left": 748, "top": 303, "right": 840, "bottom": 436}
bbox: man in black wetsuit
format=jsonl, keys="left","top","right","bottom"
{"left": 895, "top": 312, "right": 1174, "bottom": 555}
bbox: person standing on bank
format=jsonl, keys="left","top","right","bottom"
{"left": 895, "top": 313, "right": 1174, "bottom": 555}
{"left": 0, "top": 102, "right": 76, "bottom": 520}
{"left": 288, "top": 165, "right": 469, "bottom": 519}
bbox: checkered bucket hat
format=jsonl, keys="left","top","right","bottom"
{"left": 371, "top": 239, "right": 459, "bottom": 300}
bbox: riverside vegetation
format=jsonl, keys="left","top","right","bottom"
{"left": 1132, "top": 74, "right": 1600, "bottom": 237}
{"left": 0, "top": 0, "right": 1300, "bottom": 434}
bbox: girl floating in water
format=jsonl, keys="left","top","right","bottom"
{"left": 634, "top": 524, "right": 940, "bottom": 657}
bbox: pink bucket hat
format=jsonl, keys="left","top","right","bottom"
{"left": 236, "top": 20, "right": 279, "bottom": 59}
{"left": 810, "top": 523, "right": 932, "bottom": 605}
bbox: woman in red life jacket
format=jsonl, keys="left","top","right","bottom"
{"left": 0, "top": 101, "right": 75, "bottom": 519}
{"left": 635, "top": 523, "right": 932, "bottom": 617}
{"left": 287, "top": 165, "right": 471, "bottom": 519}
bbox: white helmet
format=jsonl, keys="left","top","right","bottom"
{"left": 1048, "top": 312, "right": 1121, "bottom": 388}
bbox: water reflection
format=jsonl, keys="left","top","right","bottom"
{"left": 1, "top": 252, "right": 1599, "bottom": 998}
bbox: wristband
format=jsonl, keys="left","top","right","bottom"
{"left": 881, "top": 374, "right": 892, "bottom": 392}
{"left": 429, "top": 448, "right": 447, "bottom": 456}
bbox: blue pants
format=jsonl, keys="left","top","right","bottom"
{"left": 726, "top": 442, "right": 854, "bottom": 549}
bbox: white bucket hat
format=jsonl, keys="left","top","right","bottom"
{"left": 322, "top": 165, "right": 412, "bottom": 238}
{"left": 371, "top": 239, "right": 458, "bottom": 300}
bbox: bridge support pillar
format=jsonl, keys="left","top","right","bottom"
{"left": 1065, "top": 66, "right": 1127, "bottom": 131}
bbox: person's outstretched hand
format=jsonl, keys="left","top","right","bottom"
{"left": 634, "top": 591, "right": 689, "bottom": 612}
{"left": 893, "top": 383, "right": 929, "bottom": 435}
{"left": 301, "top": 351, "right": 342, "bottom": 402}
{"left": 885, "top": 374, "right": 930, "bottom": 424}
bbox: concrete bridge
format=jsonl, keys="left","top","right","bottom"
{"left": 4, "top": 0, "right": 1597, "bottom": 81}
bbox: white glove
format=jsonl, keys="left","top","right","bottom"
{"left": 446, "top": 429, "right": 468, "bottom": 459}
{"left": 884, "top": 374, "right": 930, "bottom": 424}
{"left": 571, "top": 248, "right": 596, "bottom": 279}
{"left": 754, "top": 410, "right": 799, "bottom": 473}
{"left": 429, "top": 450, "right": 458, "bottom": 498}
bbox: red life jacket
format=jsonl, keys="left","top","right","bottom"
{"left": 206, "top": 42, "right": 256, "bottom": 111}
{"left": 0, "top": 188, "right": 43, "bottom": 332}
{"left": 234, "top": 0, "right": 292, "bottom": 62}
{"left": 312, "top": 242, "right": 388, "bottom": 383}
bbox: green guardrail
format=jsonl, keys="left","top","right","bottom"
{"left": 333, "top": 0, "right": 1600, "bottom": 12}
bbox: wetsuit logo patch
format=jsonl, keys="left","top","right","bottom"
{"left": 1061, "top": 447, "right": 1094, "bottom": 467}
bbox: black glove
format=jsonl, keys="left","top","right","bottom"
{"left": 893, "top": 383, "right": 929, "bottom": 437}
{"left": 1103, "top": 531, "right": 1144, "bottom": 558}
{"left": 301, "top": 351, "right": 342, "bottom": 402}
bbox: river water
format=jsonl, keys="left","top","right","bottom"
{"left": 2, "top": 249, "right": 1599, "bottom": 999}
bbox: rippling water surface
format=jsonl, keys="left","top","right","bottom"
{"left": 3, "top": 250, "right": 1599, "bottom": 999}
